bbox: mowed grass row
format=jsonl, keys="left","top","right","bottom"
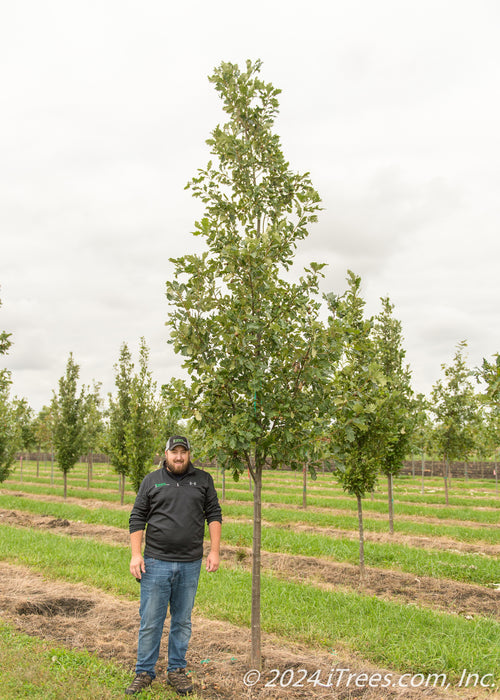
{"left": 10, "top": 461, "right": 500, "bottom": 507}
{"left": 2, "top": 490, "right": 499, "bottom": 547}
{"left": 0, "top": 622, "right": 184, "bottom": 700}
{"left": 3, "top": 477, "right": 499, "bottom": 526}
{"left": 0, "top": 524, "right": 498, "bottom": 684}
{"left": 0, "top": 495, "right": 497, "bottom": 586}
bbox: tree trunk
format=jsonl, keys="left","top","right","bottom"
{"left": 120, "top": 474, "right": 125, "bottom": 506}
{"left": 443, "top": 456, "right": 449, "bottom": 506}
{"left": 51, "top": 451, "right": 54, "bottom": 485}
{"left": 302, "top": 464, "right": 307, "bottom": 508}
{"left": 37, "top": 449, "right": 40, "bottom": 477}
{"left": 250, "top": 462, "right": 263, "bottom": 669}
{"left": 20, "top": 454, "right": 23, "bottom": 483}
{"left": 222, "top": 467, "right": 226, "bottom": 502}
{"left": 421, "top": 451, "right": 425, "bottom": 495}
{"left": 356, "top": 494, "right": 365, "bottom": 581}
{"left": 63, "top": 471, "right": 67, "bottom": 499}
{"left": 387, "top": 473, "right": 394, "bottom": 535}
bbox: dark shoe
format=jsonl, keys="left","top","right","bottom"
{"left": 125, "top": 672, "right": 153, "bottom": 695}
{"left": 167, "top": 668, "right": 193, "bottom": 695}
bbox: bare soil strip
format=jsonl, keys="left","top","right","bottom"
{"left": 1, "top": 509, "right": 498, "bottom": 620}
{"left": 0, "top": 563, "right": 497, "bottom": 700}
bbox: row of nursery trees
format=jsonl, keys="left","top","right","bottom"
{"left": 0, "top": 338, "right": 180, "bottom": 503}
{"left": 1, "top": 60, "right": 500, "bottom": 668}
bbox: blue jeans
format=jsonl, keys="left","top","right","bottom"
{"left": 135, "top": 557, "right": 202, "bottom": 677}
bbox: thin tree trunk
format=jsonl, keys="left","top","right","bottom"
{"left": 51, "top": 451, "right": 54, "bottom": 485}
{"left": 120, "top": 474, "right": 125, "bottom": 506}
{"left": 387, "top": 473, "right": 394, "bottom": 535}
{"left": 20, "top": 454, "right": 23, "bottom": 483}
{"left": 356, "top": 494, "right": 365, "bottom": 581}
{"left": 443, "top": 456, "right": 449, "bottom": 506}
{"left": 250, "top": 461, "right": 262, "bottom": 669}
{"left": 302, "top": 464, "right": 307, "bottom": 508}
{"left": 411, "top": 453, "right": 415, "bottom": 477}
{"left": 222, "top": 467, "right": 226, "bottom": 502}
{"left": 37, "top": 449, "right": 40, "bottom": 477}
{"left": 421, "top": 451, "right": 425, "bottom": 495}
{"left": 63, "top": 471, "right": 67, "bottom": 499}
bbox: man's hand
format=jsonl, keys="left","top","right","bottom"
{"left": 206, "top": 550, "right": 220, "bottom": 572}
{"left": 130, "top": 554, "right": 146, "bottom": 580}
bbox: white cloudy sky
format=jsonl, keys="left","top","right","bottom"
{"left": 1, "top": 0, "right": 499, "bottom": 412}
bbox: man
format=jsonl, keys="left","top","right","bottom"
{"left": 126, "top": 435, "right": 222, "bottom": 696}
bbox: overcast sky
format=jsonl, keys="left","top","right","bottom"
{"left": 2, "top": 0, "right": 499, "bottom": 412}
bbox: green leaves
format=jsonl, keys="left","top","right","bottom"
{"left": 165, "top": 60, "right": 330, "bottom": 477}
{"left": 52, "top": 353, "right": 86, "bottom": 476}
{"left": 431, "top": 341, "right": 479, "bottom": 462}
{"left": 106, "top": 340, "right": 158, "bottom": 493}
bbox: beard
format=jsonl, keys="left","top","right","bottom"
{"left": 165, "top": 452, "right": 190, "bottom": 475}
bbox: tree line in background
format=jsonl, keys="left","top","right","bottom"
{"left": 2, "top": 60, "right": 500, "bottom": 667}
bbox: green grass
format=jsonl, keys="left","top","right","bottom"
{"left": 0, "top": 494, "right": 131, "bottom": 528}
{"left": 0, "top": 527, "right": 498, "bottom": 684}
{"left": 4, "top": 477, "right": 498, "bottom": 526}
{"left": 221, "top": 502, "right": 500, "bottom": 545}
{"left": 222, "top": 478, "right": 500, "bottom": 509}
{"left": 3, "top": 492, "right": 499, "bottom": 547}
{"left": 220, "top": 522, "right": 499, "bottom": 585}
{"left": 1, "top": 495, "right": 497, "bottom": 585}
{"left": 0, "top": 621, "right": 188, "bottom": 699}
{"left": 0, "top": 481, "right": 137, "bottom": 505}
{"left": 198, "top": 567, "right": 500, "bottom": 683}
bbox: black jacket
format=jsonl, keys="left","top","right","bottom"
{"left": 129, "top": 461, "right": 222, "bottom": 562}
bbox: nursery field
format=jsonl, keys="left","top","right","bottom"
{"left": 0, "top": 460, "right": 498, "bottom": 699}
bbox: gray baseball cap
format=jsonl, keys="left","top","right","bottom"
{"left": 165, "top": 435, "right": 190, "bottom": 451}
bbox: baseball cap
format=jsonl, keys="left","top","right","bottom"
{"left": 165, "top": 435, "right": 191, "bottom": 451}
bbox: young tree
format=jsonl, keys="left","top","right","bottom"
{"left": 13, "top": 397, "right": 36, "bottom": 453}
{"left": 82, "top": 381, "right": 104, "bottom": 486}
{"left": 0, "top": 295, "right": 20, "bottom": 483}
{"left": 156, "top": 386, "right": 182, "bottom": 455}
{"left": 34, "top": 404, "right": 55, "bottom": 476}
{"left": 373, "top": 298, "right": 414, "bottom": 534}
{"left": 125, "top": 339, "right": 158, "bottom": 493}
{"left": 478, "top": 353, "right": 500, "bottom": 492}
{"left": 52, "top": 353, "right": 86, "bottom": 498}
{"left": 164, "top": 60, "right": 332, "bottom": 666}
{"left": 106, "top": 340, "right": 158, "bottom": 500}
{"left": 326, "top": 272, "right": 387, "bottom": 579}
{"left": 409, "top": 393, "right": 432, "bottom": 494}
{"left": 431, "top": 341, "right": 478, "bottom": 505}
{"left": 106, "top": 343, "right": 133, "bottom": 504}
